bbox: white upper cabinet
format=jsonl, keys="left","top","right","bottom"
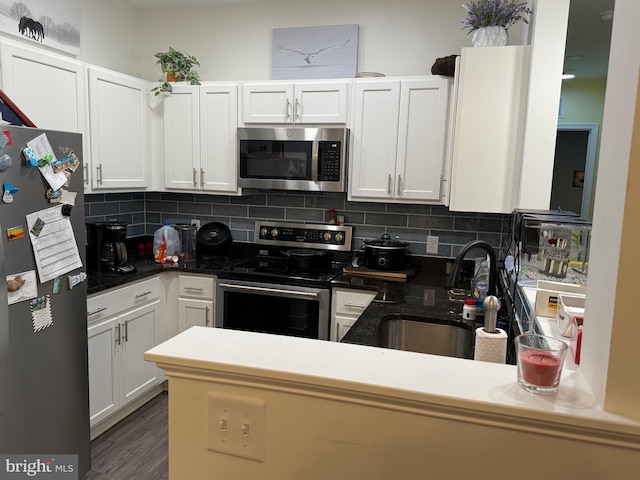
{"left": 0, "top": 41, "right": 90, "bottom": 190}
{"left": 449, "top": 46, "right": 531, "bottom": 213}
{"left": 164, "top": 83, "right": 240, "bottom": 194}
{"left": 88, "top": 67, "right": 151, "bottom": 190}
{"left": 200, "top": 84, "right": 239, "bottom": 193}
{"left": 349, "top": 76, "right": 451, "bottom": 203}
{"left": 163, "top": 85, "right": 200, "bottom": 190}
{"left": 242, "top": 80, "right": 348, "bottom": 124}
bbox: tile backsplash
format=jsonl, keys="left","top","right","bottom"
{"left": 85, "top": 192, "right": 507, "bottom": 257}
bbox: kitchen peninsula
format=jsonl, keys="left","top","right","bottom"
{"left": 146, "top": 325, "right": 640, "bottom": 479}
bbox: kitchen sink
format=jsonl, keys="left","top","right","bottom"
{"left": 372, "top": 314, "right": 474, "bottom": 359}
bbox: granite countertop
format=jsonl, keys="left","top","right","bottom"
{"left": 87, "top": 256, "right": 245, "bottom": 295}
{"left": 335, "top": 256, "right": 505, "bottom": 347}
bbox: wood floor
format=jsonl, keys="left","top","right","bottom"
{"left": 85, "top": 392, "right": 168, "bottom": 480}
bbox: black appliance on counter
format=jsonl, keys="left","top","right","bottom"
{"left": 196, "top": 221, "right": 233, "bottom": 263}
{"left": 86, "top": 221, "right": 136, "bottom": 274}
{"left": 215, "top": 221, "right": 353, "bottom": 340}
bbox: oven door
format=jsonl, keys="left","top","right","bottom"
{"left": 215, "top": 279, "right": 330, "bottom": 340}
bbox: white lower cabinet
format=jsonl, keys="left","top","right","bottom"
{"left": 331, "top": 288, "right": 377, "bottom": 342}
{"left": 177, "top": 274, "right": 215, "bottom": 333}
{"left": 87, "top": 277, "right": 165, "bottom": 428}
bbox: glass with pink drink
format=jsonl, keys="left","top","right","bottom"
{"left": 516, "top": 334, "right": 568, "bottom": 394}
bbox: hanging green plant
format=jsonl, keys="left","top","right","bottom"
{"left": 150, "top": 46, "right": 201, "bottom": 96}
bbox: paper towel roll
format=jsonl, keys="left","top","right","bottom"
{"left": 474, "top": 327, "right": 507, "bottom": 363}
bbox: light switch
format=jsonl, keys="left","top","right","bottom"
{"left": 207, "top": 392, "right": 266, "bottom": 462}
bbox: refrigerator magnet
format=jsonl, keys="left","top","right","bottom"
{"left": 6, "top": 225, "right": 25, "bottom": 241}
{"left": 0, "top": 130, "right": 11, "bottom": 148}
{"left": 2, "top": 182, "right": 19, "bottom": 203}
{"left": 30, "top": 295, "right": 53, "bottom": 332}
{"left": 0, "top": 154, "right": 12, "bottom": 171}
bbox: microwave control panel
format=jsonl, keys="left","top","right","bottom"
{"left": 317, "top": 141, "right": 341, "bottom": 182}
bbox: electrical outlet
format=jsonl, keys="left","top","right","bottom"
{"left": 207, "top": 392, "right": 266, "bottom": 462}
{"left": 426, "top": 235, "right": 439, "bottom": 254}
{"left": 191, "top": 218, "right": 201, "bottom": 228}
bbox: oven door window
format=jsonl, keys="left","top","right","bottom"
{"left": 222, "top": 289, "right": 319, "bottom": 339}
{"left": 239, "top": 140, "right": 312, "bottom": 181}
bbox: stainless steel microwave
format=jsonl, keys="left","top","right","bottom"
{"left": 238, "top": 127, "right": 348, "bottom": 192}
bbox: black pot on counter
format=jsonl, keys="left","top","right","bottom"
{"left": 363, "top": 234, "right": 409, "bottom": 270}
{"left": 282, "top": 249, "right": 328, "bottom": 271}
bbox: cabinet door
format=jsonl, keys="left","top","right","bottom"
{"left": 0, "top": 43, "right": 90, "bottom": 191}
{"left": 349, "top": 80, "right": 400, "bottom": 200}
{"left": 164, "top": 85, "right": 200, "bottom": 190}
{"left": 88, "top": 317, "right": 120, "bottom": 427}
{"left": 200, "top": 84, "right": 239, "bottom": 193}
{"left": 242, "top": 82, "right": 293, "bottom": 123}
{"left": 395, "top": 77, "right": 450, "bottom": 201}
{"left": 178, "top": 298, "right": 214, "bottom": 333}
{"left": 449, "top": 46, "right": 531, "bottom": 213}
{"left": 88, "top": 67, "right": 149, "bottom": 190}
{"left": 334, "top": 315, "right": 356, "bottom": 343}
{"left": 118, "top": 301, "right": 162, "bottom": 407}
{"left": 294, "top": 82, "right": 348, "bottom": 124}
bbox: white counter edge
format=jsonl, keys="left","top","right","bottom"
{"left": 145, "top": 326, "right": 640, "bottom": 439}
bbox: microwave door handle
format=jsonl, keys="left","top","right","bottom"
{"left": 218, "top": 283, "right": 320, "bottom": 299}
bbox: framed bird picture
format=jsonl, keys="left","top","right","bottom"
{"left": 272, "top": 24, "right": 359, "bottom": 80}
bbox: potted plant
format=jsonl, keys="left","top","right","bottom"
{"left": 461, "top": 0, "right": 532, "bottom": 47}
{"left": 151, "top": 46, "right": 201, "bottom": 96}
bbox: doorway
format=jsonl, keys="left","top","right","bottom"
{"left": 550, "top": 124, "right": 599, "bottom": 218}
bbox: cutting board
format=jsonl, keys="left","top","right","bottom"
{"left": 342, "top": 258, "right": 418, "bottom": 281}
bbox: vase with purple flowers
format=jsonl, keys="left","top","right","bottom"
{"left": 461, "top": 0, "right": 532, "bottom": 47}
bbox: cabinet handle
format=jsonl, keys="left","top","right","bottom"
{"left": 286, "top": 99, "right": 291, "bottom": 120}
{"left": 135, "top": 291, "right": 152, "bottom": 299}
{"left": 122, "top": 321, "right": 128, "bottom": 342}
{"left": 115, "top": 323, "right": 121, "bottom": 346}
{"left": 193, "top": 168, "right": 198, "bottom": 187}
{"left": 88, "top": 307, "right": 107, "bottom": 316}
{"left": 344, "top": 303, "right": 367, "bottom": 309}
{"left": 84, "top": 164, "right": 89, "bottom": 186}
{"left": 184, "top": 286, "right": 204, "bottom": 292}
{"left": 200, "top": 168, "right": 205, "bottom": 188}
{"left": 205, "top": 306, "right": 210, "bottom": 326}
{"left": 295, "top": 99, "right": 300, "bottom": 120}
{"left": 397, "top": 174, "right": 402, "bottom": 195}
{"left": 387, "top": 174, "right": 392, "bottom": 194}
{"left": 97, "top": 164, "right": 103, "bottom": 185}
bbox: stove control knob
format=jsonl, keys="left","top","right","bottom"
{"left": 271, "top": 228, "right": 279, "bottom": 237}
{"left": 335, "top": 232, "right": 344, "bottom": 243}
{"left": 260, "top": 227, "right": 269, "bottom": 238}
{"left": 323, "top": 232, "right": 332, "bottom": 241}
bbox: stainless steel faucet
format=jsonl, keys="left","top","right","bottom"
{"left": 446, "top": 240, "right": 498, "bottom": 296}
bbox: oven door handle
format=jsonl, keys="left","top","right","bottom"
{"left": 218, "top": 283, "right": 321, "bottom": 299}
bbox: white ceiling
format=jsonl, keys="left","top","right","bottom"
{"left": 127, "top": 0, "right": 615, "bottom": 78}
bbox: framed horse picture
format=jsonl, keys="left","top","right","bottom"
{"left": 0, "top": 0, "right": 80, "bottom": 56}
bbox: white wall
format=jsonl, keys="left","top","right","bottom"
{"left": 80, "top": 0, "right": 142, "bottom": 76}
{"left": 133, "top": 0, "right": 526, "bottom": 82}
{"left": 581, "top": 0, "right": 640, "bottom": 417}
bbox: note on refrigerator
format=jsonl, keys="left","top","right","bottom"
{"left": 27, "top": 133, "right": 67, "bottom": 191}
{"left": 26, "top": 205, "right": 82, "bottom": 283}
{"left": 6, "top": 270, "right": 37, "bottom": 305}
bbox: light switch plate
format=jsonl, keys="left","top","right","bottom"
{"left": 427, "top": 235, "right": 439, "bottom": 254}
{"left": 207, "top": 392, "right": 266, "bottom": 462}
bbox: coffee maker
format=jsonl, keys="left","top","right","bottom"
{"left": 86, "top": 222, "right": 136, "bottom": 274}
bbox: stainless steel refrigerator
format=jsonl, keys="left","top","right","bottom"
{"left": 0, "top": 126, "right": 90, "bottom": 476}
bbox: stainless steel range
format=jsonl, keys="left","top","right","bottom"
{"left": 215, "top": 221, "right": 353, "bottom": 340}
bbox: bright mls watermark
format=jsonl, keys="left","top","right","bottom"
{"left": 0, "top": 455, "right": 77, "bottom": 479}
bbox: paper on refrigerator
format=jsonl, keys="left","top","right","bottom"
{"left": 26, "top": 205, "right": 82, "bottom": 283}
{"left": 27, "top": 133, "right": 67, "bottom": 191}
